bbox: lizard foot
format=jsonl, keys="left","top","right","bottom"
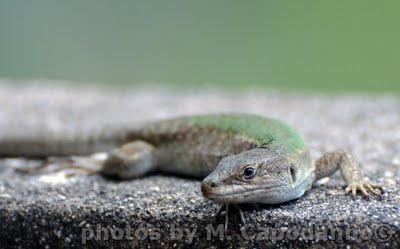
{"left": 345, "top": 181, "right": 383, "bottom": 197}
{"left": 14, "top": 161, "right": 49, "bottom": 175}
{"left": 15, "top": 155, "right": 103, "bottom": 177}
{"left": 215, "top": 203, "right": 246, "bottom": 232}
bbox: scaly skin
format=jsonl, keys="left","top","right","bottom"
{"left": 5, "top": 113, "right": 382, "bottom": 228}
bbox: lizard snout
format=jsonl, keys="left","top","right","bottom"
{"left": 201, "top": 178, "right": 219, "bottom": 197}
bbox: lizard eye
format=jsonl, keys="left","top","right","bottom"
{"left": 243, "top": 166, "right": 257, "bottom": 179}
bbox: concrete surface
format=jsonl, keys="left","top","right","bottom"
{"left": 0, "top": 81, "right": 399, "bottom": 248}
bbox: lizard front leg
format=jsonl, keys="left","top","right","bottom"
{"left": 314, "top": 149, "right": 382, "bottom": 197}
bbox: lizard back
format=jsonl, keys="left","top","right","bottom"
{"left": 124, "top": 114, "right": 309, "bottom": 176}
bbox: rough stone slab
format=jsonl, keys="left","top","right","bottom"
{"left": 0, "top": 81, "right": 399, "bottom": 248}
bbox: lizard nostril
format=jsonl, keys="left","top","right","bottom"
{"left": 201, "top": 180, "right": 218, "bottom": 195}
{"left": 209, "top": 182, "right": 217, "bottom": 188}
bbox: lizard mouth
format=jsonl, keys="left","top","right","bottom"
{"left": 203, "top": 173, "right": 315, "bottom": 204}
{"left": 202, "top": 184, "right": 288, "bottom": 203}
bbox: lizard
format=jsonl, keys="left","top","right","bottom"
{"left": 1, "top": 113, "right": 382, "bottom": 229}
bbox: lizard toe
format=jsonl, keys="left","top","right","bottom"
{"left": 345, "top": 181, "right": 383, "bottom": 198}
{"left": 365, "top": 182, "right": 382, "bottom": 195}
{"left": 359, "top": 185, "right": 370, "bottom": 197}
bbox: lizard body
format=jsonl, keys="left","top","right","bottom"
{"left": 2, "top": 113, "right": 381, "bottom": 215}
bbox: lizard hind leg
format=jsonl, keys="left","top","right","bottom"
{"left": 14, "top": 153, "right": 106, "bottom": 177}
{"left": 100, "top": 141, "right": 157, "bottom": 179}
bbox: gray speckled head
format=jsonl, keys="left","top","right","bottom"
{"left": 201, "top": 148, "right": 314, "bottom": 204}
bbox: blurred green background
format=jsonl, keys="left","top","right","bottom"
{"left": 0, "top": 1, "right": 399, "bottom": 91}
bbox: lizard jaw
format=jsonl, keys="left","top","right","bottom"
{"left": 201, "top": 172, "right": 315, "bottom": 204}
{"left": 201, "top": 183, "right": 293, "bottom": 204}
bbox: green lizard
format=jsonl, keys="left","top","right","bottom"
{"left": 5, "top": 113, "right": 382, "bottom": 229}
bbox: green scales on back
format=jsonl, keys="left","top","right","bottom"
{"left": 185, "top": 113, "right": 308, "bottom": 154}
{"left": 124, "top": 113, "right": 310, "bottom": 176}
{"left": 132, "top": 113, "right": 308, "bottom": 154}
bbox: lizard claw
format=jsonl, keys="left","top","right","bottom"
{"left": 214, "top": 203, "right": 229, "bottom": 232}
{"left": 345, "top": 181, "right": 382, "bottom": 197}
{"left": 214, "top": 203, "right": 246, "bottom": 232}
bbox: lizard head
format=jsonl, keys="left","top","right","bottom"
{"left": 201, "top": 148, "right": 313, "bottom": 204}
